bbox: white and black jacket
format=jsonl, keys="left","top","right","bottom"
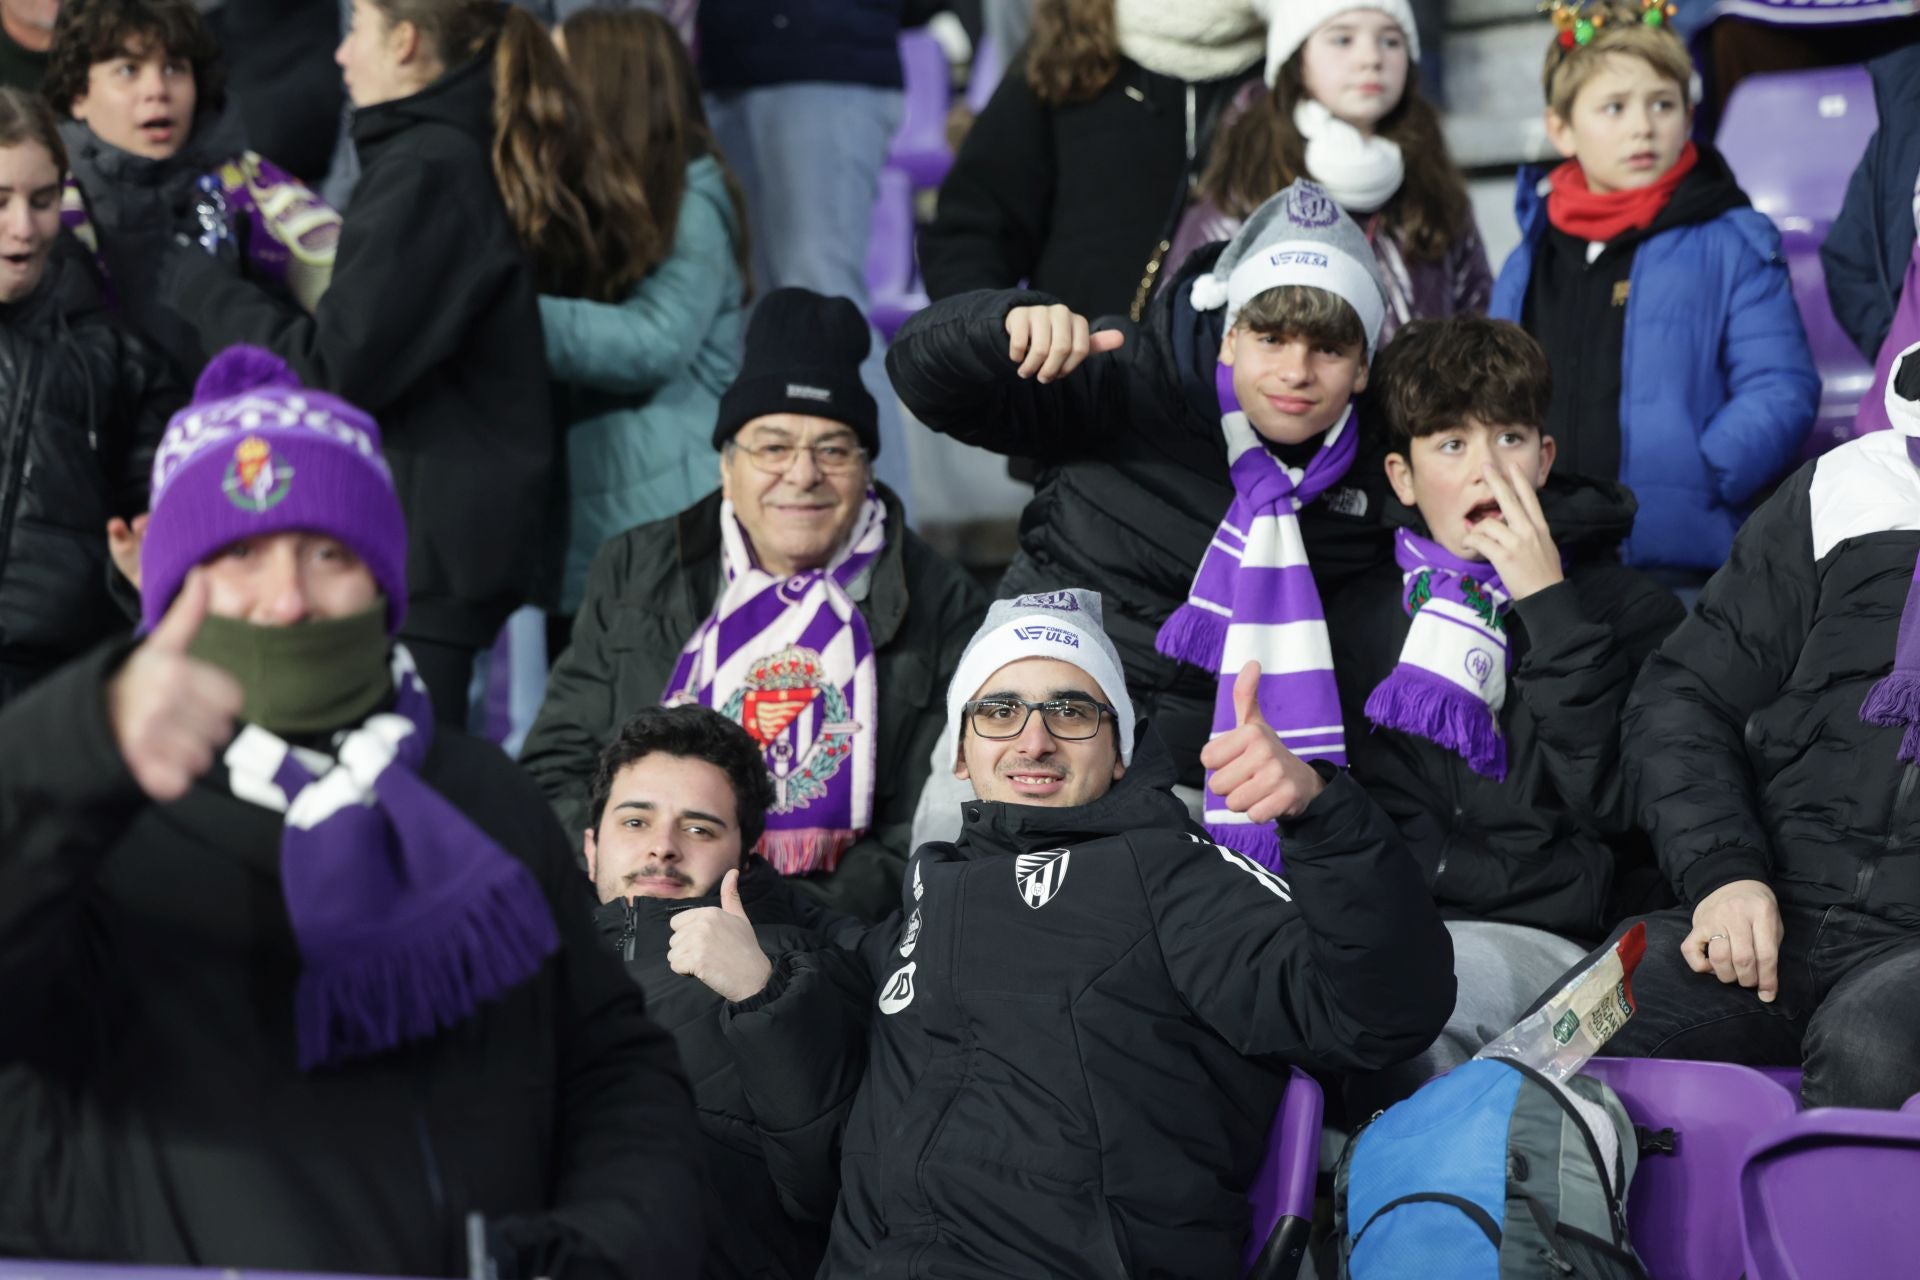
{"left": 1624, "top": 425, "right": 1920, "bottom": 924}
{"left": 722, "top": 729, "right": 1455, "bottom": 1280}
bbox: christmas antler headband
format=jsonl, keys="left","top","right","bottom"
{"left": 1540, "top": 0, "right": 1677, "bottom": 47}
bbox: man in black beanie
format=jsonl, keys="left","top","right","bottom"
{"left": 524, "top": 288, "right": 985, "bottom": 921}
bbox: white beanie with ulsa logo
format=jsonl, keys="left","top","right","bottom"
{"left": 944, "top": 589, "right": 1136, "bottom": 770}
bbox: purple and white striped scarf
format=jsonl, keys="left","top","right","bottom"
{"left": 222, "top": 647, "right": 560, "bottom": 1072}
{"left": 1364, "top": 529, "right": 1514, "bottom": 780}
{"left": 664, "top": 492, "right": 885, "bottom": 876}
{"left": 1155, "top": 363, "right": 1358, "bottom": 868}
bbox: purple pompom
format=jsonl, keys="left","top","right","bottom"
{"left": 191, "top": 345, "right": 300, "bottom": 405}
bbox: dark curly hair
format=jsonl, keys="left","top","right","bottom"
{"left": 44, "top": 0, "right": 226, "bottom": 120}
{"left": 1371, "top": 315, "right": 1552, "bottom": 460}
{"left": 587, "top": 705, "right": 777, "bottom": 851}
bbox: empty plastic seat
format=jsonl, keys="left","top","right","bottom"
{"left": 1740, "top": 1107, "right": 1920, "bottom": 1278}
{"left": 889, "top": 31, "right": 954, "bottom": 190}
{"left": 1243, "top": 1067, "right": 1324, "bottom": 1280}
{"left": 1717, "top": 66, "right": 1880, "bottom": 458}
{"left": 866, "top": 165, "right": 927, "bottom": 341}
{"left": 1584, "top": 1057, "right": 1798, "bottom": 1279}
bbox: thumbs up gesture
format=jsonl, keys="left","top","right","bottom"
{"left": 105, "top": 569, "right": 245, "bottom": 803}
{"left": 1198, "top": 661, "right": 1326, "bottom": 824}
{"left": 668, "top": 868, "right": 774, "bottom": 1002}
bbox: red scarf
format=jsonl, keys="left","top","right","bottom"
{"left": 1545, "top": 142, "right": 1699, "bottom": 243}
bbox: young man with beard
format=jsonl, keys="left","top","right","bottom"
{"left": 675, "top": 588, "right": 1455, "bottom": 1279}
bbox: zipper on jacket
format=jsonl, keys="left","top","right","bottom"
{"left": 619, "top": 898, "right": 637, "bottom": 962}
{"left": 0, "top": 350, "right": 38, "bottom": 590}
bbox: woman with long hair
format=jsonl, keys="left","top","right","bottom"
{"left": 919, "top": 0, "right": 1266, "bottom": 322}
{"left": 1175, "top": 0, "right": 1490, "bottom": 343}
{"left": 153, "top": 0, "right": 564, "bottom": 724}
{"left": 541, "top": 6, "right": 749, "bottom": 623}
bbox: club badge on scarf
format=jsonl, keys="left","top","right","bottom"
{"left": 665, "top": 493, "right": 885, "bottom": 876}
{"left": 221, "top": 646, "right": 560, "bottom": 1072}
{"left": 1155, "top": 363, "right": 1356, "bottom": 869}
{"left": 1365, "top": 529, "right": 1513, "bottom": 779}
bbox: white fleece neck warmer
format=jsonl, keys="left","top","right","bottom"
{"left": 1294, "top": 98, "right": 1406, "bottom": 214}
{"left": 1115, "top": 0, "right": 1266, "bottom": 84}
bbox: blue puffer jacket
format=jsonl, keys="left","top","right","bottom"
{"left": 1491, "top": 165, "right": 1819, "bottom": 572}
{"left": 540, "top": 156, "right": 744, "bottom": 614}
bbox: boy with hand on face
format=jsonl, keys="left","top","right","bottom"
{"left": 1329, "top": 315, "right": 1684, "bottom": 1104}
{"left": 1489, "top": 5, "right": 1816, "bottom": 583}
{"left": 889, "top": 180, "right": 1392, "bottom": 863}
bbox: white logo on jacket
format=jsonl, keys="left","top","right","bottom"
{"left": 879, "top": 962, "right": 917, "bottom": 1015}
{"left": 1015, "top": 849, "right": 1072, "bottom": 909}
{"left": 900, "top": 907, "right": 922, "bottom": 958}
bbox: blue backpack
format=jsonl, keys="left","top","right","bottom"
{"left": 1334, "top": 1057, "right": 1650, "bottom": 1279}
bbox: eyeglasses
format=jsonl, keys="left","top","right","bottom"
{"left": 730, "top": 439, "right": 870, "bottom": 476}
{"left": 963, "top": 695, "right": 1116, "bottom": 742}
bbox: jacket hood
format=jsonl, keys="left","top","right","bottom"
{"left": 1386, "top": 469, "right": 1639, "bottom": 560}
{"left": 351, "top": 49, "right": 494, "bottom": 151}
{"left": 1161, "top": 239, "right": 1230, "bottom": 426}
{"left": 1514, "top": 142, "right": 1752, "bottom": 251}
{"left": 60, "top": 95, "right": 249, "bottom": 191}
{"left": 953, "top": 720, "right": 1195, "bottom": 858}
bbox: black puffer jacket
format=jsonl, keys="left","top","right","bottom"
{"left": 920, "top": 52, "right": 1256, "bottom": 321}
{"left": 157, "top": 52, "right": 553, "bottom": 651}
{"left": 0, "top": 643, "right": 703, "bottom": 1278}
{"left": 1624, "top": 428, "right": 1920, "bottom": 923}
{"left": 886, "top": 245, "right": 1394, "bottom": 788}
{"left": 0, "top": 240, "right": 177, "bottom": 703}
{"left": 1330, "top": 475, "right": 1685, "bottom": 939}
{"left": 725, "top": 730, "right": 1455, "bottom": 1280}
{"left": 592, "top": 857, "right": 857, "bottom": 1280}
{"left": 522, "top": 485, "right": 985, "bottom": 923}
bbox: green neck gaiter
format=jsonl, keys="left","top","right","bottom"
{"left": 188, "top": 605, "right": 394, "bottom": 737}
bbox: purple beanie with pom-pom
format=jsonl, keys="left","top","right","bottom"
{"left": 139, "top": 345, "right": 408, "bottom": 633}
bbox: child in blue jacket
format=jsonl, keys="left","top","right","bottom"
{"left": 1489, "top": 8, "right": 1817, "bottom": 578}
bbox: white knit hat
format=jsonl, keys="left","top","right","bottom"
{"left": 1255, "top": 0, "right": 1420, "bottom": 85}
{"left": 945, "top": 589, "right": 1136, "bottom": 771}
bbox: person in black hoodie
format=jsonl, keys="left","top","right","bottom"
{"left": 1328, "top": 316, "right": 1683, "bottom": 1105}
{"left": 151, "top": 0, "right": 553, "bottom": 723}
{"left": 0, "top": 86, "right": 178, "bottom": 708}
{"left": 889, "top": 180, "right": 1395, "bottom": 796}
{"left": 0, "top": 347, "right": 702, "bottom": 1276}
{"left": 583, "top": 704, "right": 861, "bottom": 1280}
{"left": 674, "top": 588, "right": 1456, "bottom": 1279}
{"left": 46, "top": 0, "right": 341, "bottom": 377}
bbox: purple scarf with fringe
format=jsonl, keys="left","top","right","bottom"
{"left": 1365, "top": 529, "right": 1513, "bottom": 779}
{"left": 221, "top": 647, "right": 559, "bottom": 1072}
{"left": 664, "top": 492, "right": 885, "bottom": 877}
{"left": 1861, "top": 437, "right": 1920, "bottom": 758}
{"left": 1154, "top": 363, "right": 1357, "bottom": 869}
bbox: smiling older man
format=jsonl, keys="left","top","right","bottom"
{"left": 523, "top": 288, "right": 985, "bottom": 922}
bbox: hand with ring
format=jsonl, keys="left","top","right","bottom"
{"left": 1682, "top": 879, "right": 1784, "bottom": 1003}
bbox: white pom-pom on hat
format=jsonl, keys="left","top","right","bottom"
{"left": 1190, "top": 272, "right": 1231, "bottom": 312}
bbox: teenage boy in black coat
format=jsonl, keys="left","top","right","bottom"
{"left": 154, "top": 7, "right": 551, "bottom": 722}
{"left": 675, "top": 589, "right": 1455, "bottom": 1280}
{"left": 1328, "top": 317, "right": 1682, "bottom": 1104}
{"left": 582, "top": 704, "right": 864, "bottom": 1280}
{"left": 0, "top": 350, "right": 700, "bottom": 1278}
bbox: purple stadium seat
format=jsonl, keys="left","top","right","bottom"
{"left": 1905, "top": 1092, "right": 1920, "bottom": 1115}
{"left": 1242, "top": 1067, "right": 1323, "bottom": 1280}
{"left": 1717, "top": 66, "right": 1880, "bottom": 459}
{"left": 966, "top": 33, "right": 1004, "bottom": 116}
{"left": 0, "top": 1266, "right": 420, "bottom": 1280}
{"left": 889, "top": 31, "right": 954, "bottom": 190}
{"left": 1739, "top": 1107, "right": 1920, "bottom": 1279}
{"left": 1584, "top": 1057, "right": 1798, "bottom": 1279}
{"left": 867, "top": 165, "right": 927, "bottom": 341}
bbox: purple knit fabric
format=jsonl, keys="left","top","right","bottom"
{"left": 241, "top": 652, "right": 559, "bottom": 1071}
{"left": 1154, "top": 362, "right": 1357, "bottom": 868}
{"left": 1861, "top": 436, "right": 1920, "bottom": 760}
{"left": 1364, "top": 529, "right": 1514, "bottom": 781}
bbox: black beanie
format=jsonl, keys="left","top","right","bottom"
{"left": 713, "top": 288, "right": 880, "bottom": 457}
